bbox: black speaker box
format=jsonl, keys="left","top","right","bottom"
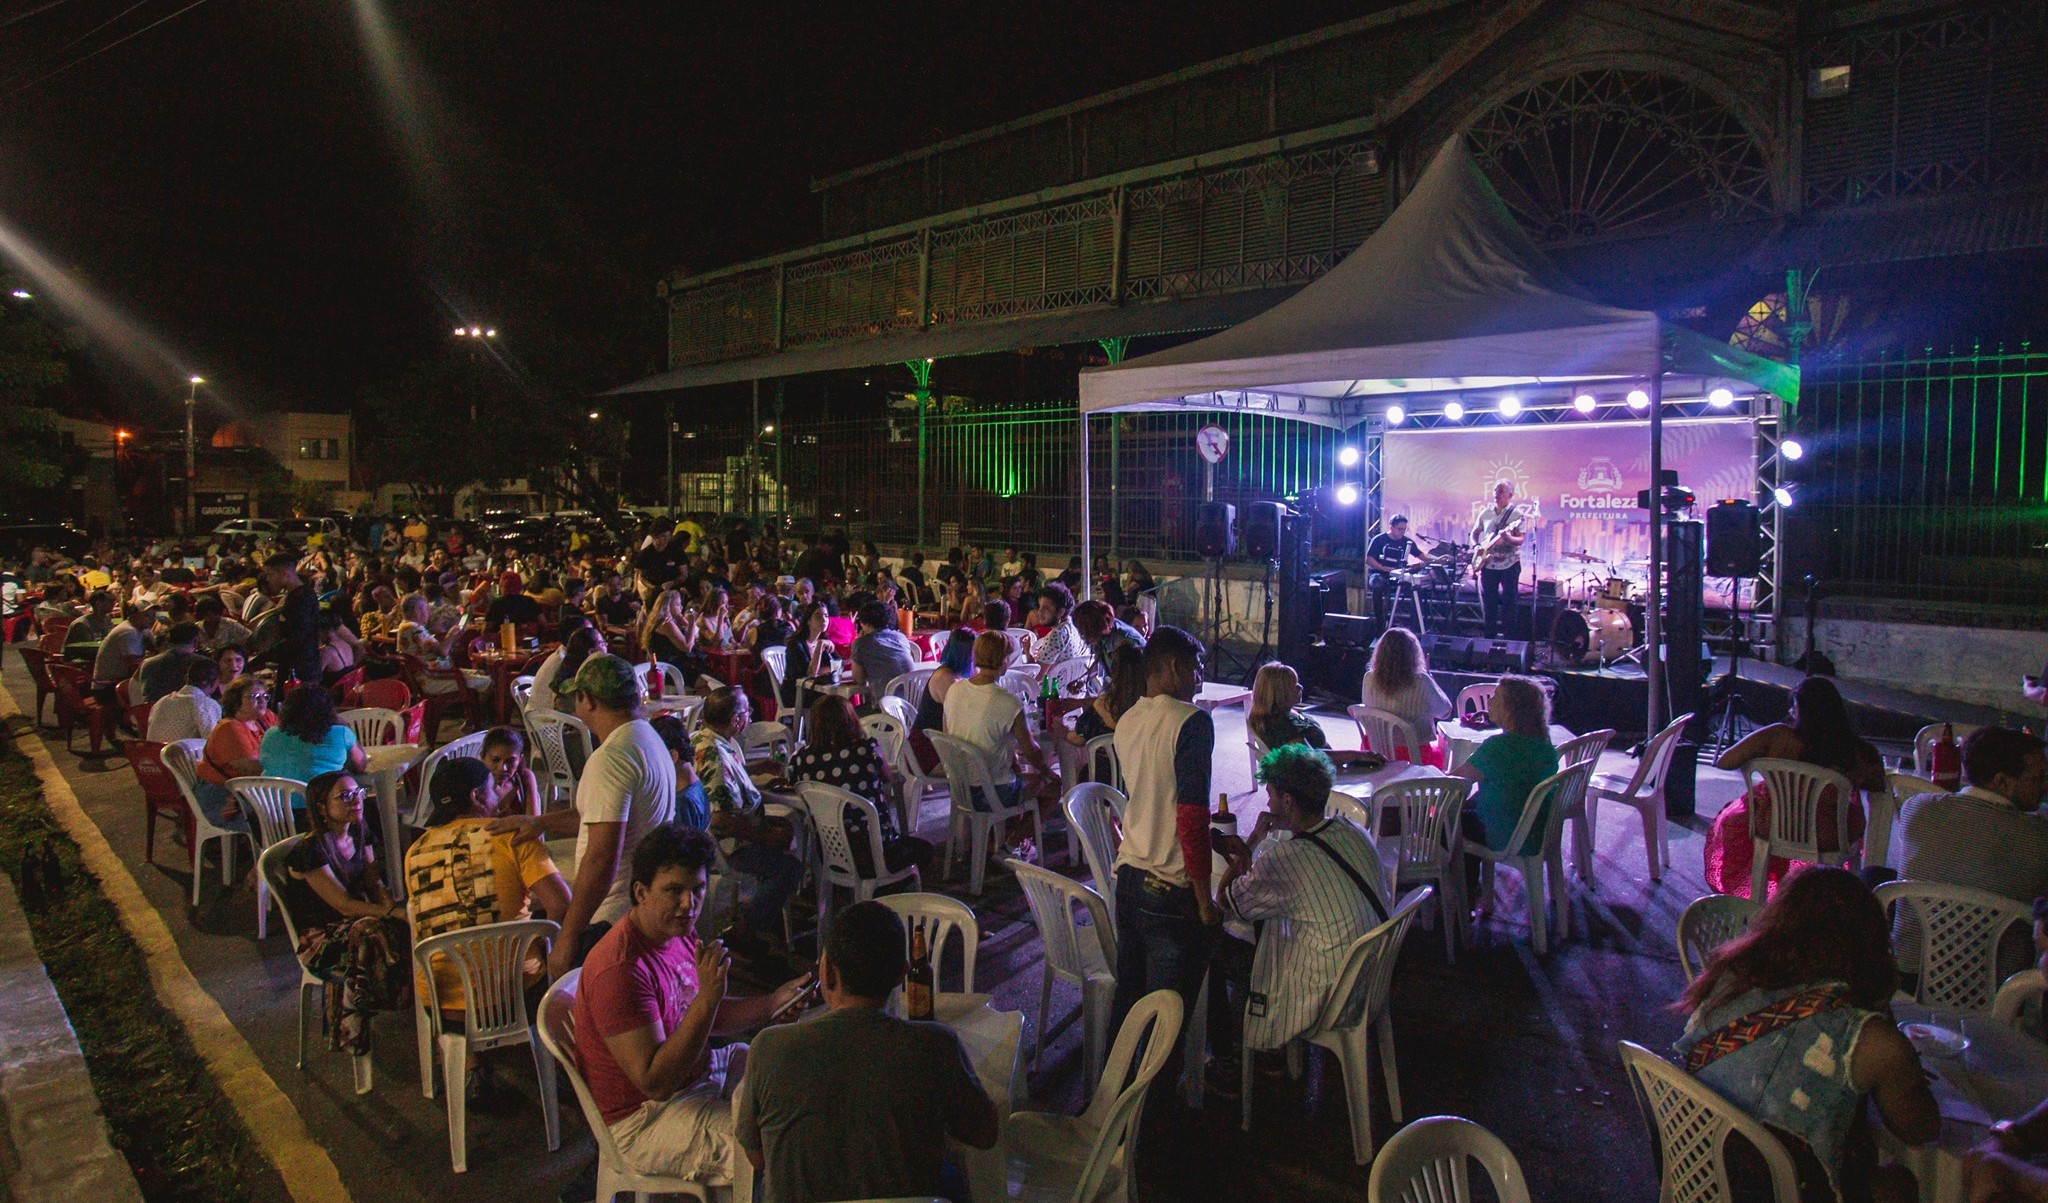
{"left": 1706, "top": 500, "right": 1763, "bottom": 577}
{"left": 1242, "top": 501, "right": 1285, "bottom": 561}
{"left": 1195, "top": 502, "right": 1236, "bottom": 558}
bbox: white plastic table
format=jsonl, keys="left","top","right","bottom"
{"left": 360, "top": 742, "right": 424, "bottom": 896}
{"left": 1882, "top": 1002, "right": 2048, "bottom": 1203}
{"left": 1434, "top": 720, "right": 1577, "bottom": 770}
{"left": 1193, "top": 682, "right": 1252, "bottom": 712}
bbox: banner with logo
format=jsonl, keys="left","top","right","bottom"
{"left": 1379, "top": 418, "right": 1754, "bottom": 602}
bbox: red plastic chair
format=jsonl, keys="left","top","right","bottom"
{"left": 356, "top": 677, "right": 412, "bottom": 712}
{"left": 327, "top": 665, "right": 366, "bottom": 704}
{"left": 399, "top": 654, "right": 477, "bottom": 748}
{"left": 47, "top": 663, "right": 115, "bottom": 757}
{"left": 18, "top": 646, "right": 54, "bottom": 726}
{"left": 124, "top": 740, "right": 193, "bottom": 865}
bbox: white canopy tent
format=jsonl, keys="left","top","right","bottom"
{"left": 1075, "top": 139, "right": 1798, "bottom": 729}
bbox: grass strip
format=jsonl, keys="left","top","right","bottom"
{"left": 0, "top": 717, "right": 270, "bottom": 1202}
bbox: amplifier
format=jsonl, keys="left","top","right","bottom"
{"left": 1321, "top": 611, "right": 1376, "bottom": 648}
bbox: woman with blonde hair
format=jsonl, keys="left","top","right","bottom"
{"left": 1359, "top": 627, "right": 1452, "bottom": 766}
{"left": 1450, "top": 675, "right": 1559, "bottom": 897}
{"left": 1249, "top": 663, "right": 1378, "bottom": 769}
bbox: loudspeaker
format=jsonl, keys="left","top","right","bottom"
{"left": 1195, "top": 502, "right": 1236, "bottom": 558}
{"left": 1475, "top": 638, "right": 1531, "bottom": 672}
{"left": 1665, "top": 519, "right": 1709, "bottom": 724}
{"left": 1706, "top": 500, "right": 1763, "bottom": 577}
{"left": 1276, "top": 508, "right": 1316, "bottom": 667}
{"left": 1321, "top": 612, "right": 1375, "bottom": 648}
{"left": 1242, "top": 501, "right": 1285, "bottom": 561}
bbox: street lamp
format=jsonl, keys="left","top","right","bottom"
{"left": 183, "top": 376, "right": 205, "bottom": 532}
{"left": 454, "top": 324, "right": 497, "bottom": 421}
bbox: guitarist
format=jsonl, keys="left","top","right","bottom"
{"left": 1469, "top": 480, "right": 1528, "bottom": 638}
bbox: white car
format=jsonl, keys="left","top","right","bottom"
{"left": 211, "top": 518, "right": 280, "bottom": 541}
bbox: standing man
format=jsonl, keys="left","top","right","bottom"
{"left": 257, "top": 553, "right": 322, "bottom": 685}
{"left": 1365, "top": 515, "right": 1426, "bottom": 628}
{"left": 1107, "top": 626, "right": 1215, "bottom": 1088}
{"left": 1469, "top": 481, "right": 1528, "bottom": 638}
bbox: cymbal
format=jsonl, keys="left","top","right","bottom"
{"left": 1562, "top": 550, "right": 1606, "bottom": 563}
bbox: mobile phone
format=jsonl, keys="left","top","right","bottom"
{"left": 769, "top": 978, "right": 819, "bottom": 1022}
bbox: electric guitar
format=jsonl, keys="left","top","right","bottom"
{"left": 1472, "top": 506, "right": 1528, "bottom": 575}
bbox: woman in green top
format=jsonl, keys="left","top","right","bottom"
{"left": 1450, "top": 676, "right": 1559, "bottom": 900}
{"left": 1248, "top": 663, "right": 1379, "bottom": 769}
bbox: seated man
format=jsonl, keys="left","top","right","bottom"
{"left": 1210, "top": 743, "right": 1389, "bottom": 1079}
{"left": 736, "top": 901, "right": 998, "bottom": 1203}
{"left": 694, "top": 687, "right": 804, "bottom": 953}
{"left": 847, "top": 600, "right": 917, "bottom": 692}
{"left": 1892, "top": 726, "right": 2048, "bottom": 972}
{"left": 91, "top": 598, "right": 157, "bottom": 706}
{"left": 146, "top": 656, "right": 222, "bottom": 743}
{"left": 571, "top": 824, "right": 811, "bottom": 1187}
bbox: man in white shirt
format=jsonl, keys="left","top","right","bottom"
{"left": 489, "top": 653, "right": 675, "bottom": 977}
{"left": 942, "top": 631, "right": 1051, "bottom": 815}
{"left": 1892, "top": 727, "right": 2048, "bottom": 971}
{"left": 145, "top": 658, "right": 223, "bottom": 743}
{"left": 1030, "top": 582, "right": 1085, "bottom": 670}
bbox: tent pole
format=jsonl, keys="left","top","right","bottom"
{"left": 1078, "top": 408, "right": 1093, "bottom": 602}
{"left": 1646, "top": 367, "right": 1666, "bottom": 735}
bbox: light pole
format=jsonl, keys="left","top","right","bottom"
{"left": 453, "top": 324, "right": 497, "bottom": 422}
{"left": 184, "top": 375, "right": 203, "bottom": 534}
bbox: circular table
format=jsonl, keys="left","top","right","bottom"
{"left": 1883, "top": 1000, "right": 2048, "bottom": 1202}
{"left": 360, "top": 742, "right": 424, "bottom": 896}
{"left": 1435, "top": 719, "right": 1579, "bottom": 771}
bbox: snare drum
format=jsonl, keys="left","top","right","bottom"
{"left": 1595, "top": 577, "right": 1634, "bottom": 609}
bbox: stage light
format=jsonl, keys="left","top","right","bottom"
{"left": 1574, "top": 393, "right": 1596, "bottom": 413}
{"left": 1337, "top": 445, "right": 1361, "bottom": 467}
{"left": 1627, "top": 389, "right": 1650, "bottom": 409}
{"left": 1498, "top": 395, "right": 1522, "bottom": 418}
{"left": 1335, "top": 483, "right": 1361, "bottom": 506}
{"left": 1773, "top": 485, "right": 1795, "bottom": 507}
{"left": 1443, "top": 401, "right": 1465, "bottom": 422}
{"left": 1781, "top": 438, "right": 1804, "bottom": 460}
{"left": 1708, "top": 387, "right": 1735, "bottom": 408}
{"left": 189, "top": 375, "right": 204, "bottom": 385}
{"left": 587, "top": 410, "right": 601, "bottom": 419}
{"left": 1384, "top": 405, "right": 1405, "bottom": 425}
{"left": 9, "top": 289, "right": 29, "bottom": 299}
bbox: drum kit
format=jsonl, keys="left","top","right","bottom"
{"left": 1550, "top": 549, "right": 1645, "bottom": 668}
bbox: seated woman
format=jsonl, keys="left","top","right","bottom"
{"left": 1675, "top": 866, "right": 1937, "bottom": 1203}
{"left": 260, "top": 685, "right": 368, "bottom": 794}
{"left": 283, "top": 770, "right": 411, "bottom": 1055}
{"left": 1357, "top": 627, "right": 1452, "bottom": 766}
{"left": 641, "top": 589, "right": 704, "bottom": 681}
{"left": 1449, "top": 675, "right": 1559, "bottom": 901}
{"left": 820, "top": 594, "right": 857, "bottom": 657}
{"left": 908, "top": 628, "right": 976, "bottom": 772}
{"left": 478, "top": 726, "right": 542, "bottom": 818}
{"left": 530, "top": 623, "right": 604, "bottom": 716}
{"left": 317, "top": 612, "right": 363, "bottom": 686}
{"left": 792, "top": 694, "right": 934, "bottom": 880}
{"left": 1249, "top": 662, "right": 1379, "bottom": 769}
{"left": 781, "top": 602, "right": 838, "bottom": 714}
{"left": 1709, "top": 676, "right": 1887, "bottom": 899}
{"left": 1069, "top": 641, "right": 1145, "bottom": 746}
{"left": 195, "top": 675, "right": 274, "bottom": 832}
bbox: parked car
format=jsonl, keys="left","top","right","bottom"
{"left": 0, "top": 522, "right": 90, "bottom": 561}
{"left": 273, "top": 517, "right": 345, "bottom": 547}
{"left": 211, "top": 518, "right": 282, "bottom": 542}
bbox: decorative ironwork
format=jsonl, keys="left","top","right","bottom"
{"left": 926, "top": 196, "right": 1118, "bottom": 324}
{"left": 1468, "top": 70, "right": 1773, "bottom": 245}
{"left": 779, "top": 238, "right": 924, "bottom": 348}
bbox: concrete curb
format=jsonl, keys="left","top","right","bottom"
{"left": 0, "top": 871, "right": 146, "bottom": 1203}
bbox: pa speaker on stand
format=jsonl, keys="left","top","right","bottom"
{"left": 1195, "top": 502, "right": 1236, "bottom": 559}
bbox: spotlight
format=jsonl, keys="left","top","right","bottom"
{"left": 1627, "top": 389, "right": 1650, "bottom": 409}
{"left": 1337, "top": 445, "right": 1361, "bottom": 468}
{"left": 1335, "top": 483, "right": 1361, "bottom": 506}
{"left": 454, "top": 325, "right": 467, "bottom": 336}
{"left": 484, "top": 328, "right": 496, "bottom": 338}
{"left": 1772, "top": 485, "right": 1795, "bottom": 507}
{"left": 1781, "top": 438, "right": 1804, "bottom": 460}
{"left": 587, "top": 410, "right": 601, "bottom": 419}
{"left": 189, "top": 375, "right": 204, "bottom": 385}
{"left": 1443, "top": 401, "right": 1465, "bottom": 422}
{"left": 1498, "top": 395, "right": 1522, "bottom": 418}
{"left": 9, "top": 289, "right": 29, "bottom": 299}
{"left": 1385, "top": 405, "right": 1405, "bottom": 426}
{"left": 1574, "top": 393, "right": 1596, "bottom": 414}
{"left": 1708, "top": 387, "right": 1735, "bottom": 408}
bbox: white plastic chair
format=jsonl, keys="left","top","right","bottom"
{"left": 1676, "top": 894, "right": 1761, "bottom": 982}
{"left": 1993, "top": 969, "right": 2046, "bottom": 1033}
{"left": 1003, "top": 989, "right": 1183, "bottom": 1203}
{"left": 741, "top": 719, "right": 794, "bottom": 765}
{"left": 411, "top": 918, "right": 562, "bottom": 1171}
{"left": 1619, "top": 1040, "right": 1801, "bottom": 1203}
{"left": 878, "top": 695, "right": 946, "bottom": 833}
{"left": 1553, "top": 728, "right": 1616, "bottom": 881}
{"left": 1044, "top": 655, "right": 1094, "bottom": 699}
{"left": 1367, "top": 1114, "right": 1533, "bottom": 1203}
{"left": 258, "top": 836, "right": 374, "bottom": 1094}
{"left": 1080, "top": 733, "right": 1121, "bottom": 790}
{"left": 1453, "top": 683, "right": 1497, "bottom": 722}
{"left": 411, "top": 730, "right": 491, "bottom": 825}
{"left": 877, "top": 891, "right": 978, "bottom": 996}
{"left": 1378, "top": 777, "right": 1470, "bottom": 963}
{"left": 927, "top": 730, "right": 1042, "bottom": 895}
{"left": 758, "top": 646, "right": 786, "bottom": 699}
{"left": 1063, "top": 783, "right": 1125, "bottom": 922}
{"left": 1005, "top": 627, "right": 1038, "bottom": 661}
{"left": 1875, "top": 879, "right": 2033, "bottom": 1016}
{"left": 1872, "top": 771, "right": 1938, "bottom": 872}
{"left": 1587, "top": 713, "right": 1691, "bottom": 881}
{"left": 882, "top": 667, "right": 936, "bottom": 711}
{"left": 1463, "top": 762, "right": 1597, "bottom": 956}
{"left": 536, "top": 971, "right": 725, "bottom": 1203}
{"left": 859, "top": 712, "right": 912, "bottom": 831}
{"left": 1349, "top": 704, "right": 1428, "bottom": 764}
{"left": 632, "top": 658, "right": 689, "bottom": 699}
{"left": 161, "top": 738, "right": 254, "bottom": 907}
{"left": 1008, "top": 858, "right": 1117, "bottom": 1082}
{"left": 1741, "top": 758, "right": 1855, "bottom": 901}
{"left": 509, "top": 675, "right": 534, "bottom": 714}
{"left": 339, "top": 706, "right": 404, "bottom": 749}
{"left": 229, "top": 775, "right": 306, "bottom": 941}
{"left": 1242, "top": 886, "right": 1435, "bottom": 1164}
{"left": 797, "top": 780, "right": 921, "bottom": 907}
{"left": 1913, "top": 722, "right": 1981, "bottom": 777}
{"left": 1326, "top": 789, "right": 1376, "bottom": 835}
{"left": 1247, "top": 728, "right": 1272, "bottom": 786}
{"left": 525, "top": 713, "right": 591, "bottom": 809}
{"left": 996, "top": 668, "right": 1042, "bottom": 732}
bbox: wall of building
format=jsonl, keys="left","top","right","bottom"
{"left": 254, "top": 413, "right": 353, "bottom": 487}
{"left": 1811, "top": 616, "right": 2048, "bottom": 712}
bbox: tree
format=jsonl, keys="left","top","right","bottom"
{"left": 0, "top": 295, "right": 72, "bottom": 495}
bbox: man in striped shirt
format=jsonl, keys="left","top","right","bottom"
{"left": 1213, "top": 744, "right": 1389, "bottom": 1068}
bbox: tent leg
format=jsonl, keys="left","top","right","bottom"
{"left": 1646, "top": 369, "right": 1666, "bottom": 735}
{"left": 1078, "top": 410, "right": 1093, "bottom": 602}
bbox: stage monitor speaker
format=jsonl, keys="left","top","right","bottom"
{"left": 1665, "top": 519, "right": 1708, "bottom": 724}
{"left": 1476, "top": 638, "right": 1532, "bottom": 672}
{"left": 1242, "top": 501, "right": 1286, "bottom": 561}
{"left": 1706, "top": 500, "right": 1763, "bottom": 577}
{"left": 1195, "top": 502, "right": 1236, "bottom": 558}
{"left": 1321, "top": 612, "right": 1375, "bottom": 648}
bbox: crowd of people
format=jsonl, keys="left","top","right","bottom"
{"left": 6, "top": 514, "right": 2048, "bottom": 1203}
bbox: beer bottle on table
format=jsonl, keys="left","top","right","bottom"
{"left": 645, "top": 651, "right": 662, "bottom": 700}
{"left": 906, "top": 918, "right": 935, "bottom": 1021}
{"left": 1213, "top": 790, "right": 1238, "bottom": 843}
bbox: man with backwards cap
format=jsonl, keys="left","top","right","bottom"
{"left": 488, "top": 654, "right": 674, "bottom": 978}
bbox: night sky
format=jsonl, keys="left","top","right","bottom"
{"left": 0, "top": 0, "right": 1378, "bottom": 431}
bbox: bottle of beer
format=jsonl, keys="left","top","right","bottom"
{"left": 905, "top": 918, "right": 935, "bottom": 1021}
{"left": 645, "top": 651, "right": 662, "bottom": 700}
{"left": 1039, "top": 670, "right": 1057, "bottom": 727}
{"left": 1212, "top": 789, "right": 1238, "bottom": 841}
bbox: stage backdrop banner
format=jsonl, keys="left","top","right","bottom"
{"left": 1380, "top": 417, "right": 1755, "bottom": 602}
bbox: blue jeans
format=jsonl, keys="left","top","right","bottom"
{"left": 193, "top": 782, "right": 250, "bottom": 834}
{"left": 729, "top": 842, "right": 804, "bottom": 932}
{"left": 1110, "top": 865, "right": 1216, "bottom": 1093}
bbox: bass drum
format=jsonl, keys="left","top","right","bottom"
{"left": 1550, "top": 608, "right": 1591, "bottom": 664}
{"left": 1588, "top": 607, "right": 1634, "bottom": 659}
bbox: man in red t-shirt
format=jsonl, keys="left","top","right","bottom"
{"left": 572, "top": 824, "right": 813, "bottom": 1185}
